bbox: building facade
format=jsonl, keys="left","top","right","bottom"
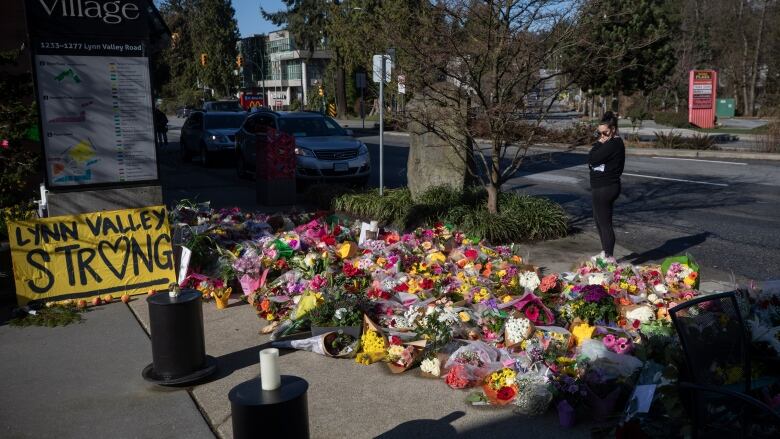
{"left": 238, "top": 30, "right": 331, "bottom": 109}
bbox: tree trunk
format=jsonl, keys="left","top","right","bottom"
{"left": 738, "top": 0, "right": 751, "bottom": 116}
{"left": 336, "top": 65, "right": 347, "bottom": 118}
{"left": 486, "top": 183, "right": 499, "bottom": 215}
{"left": 748, "top": 0, "right": 768, "bottom": 117}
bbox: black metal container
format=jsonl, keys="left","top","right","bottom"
{"left": 230, "top": 376, "right": 310, "bottom": 439}
{"left": 142, "top": 289, "right": 216, "bottom": 385}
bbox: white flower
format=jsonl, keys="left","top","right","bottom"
{"left": 653, "top": 283, "right": 668, "bottom": 295}
{"left": 506, "top": 317, "right": 533, "bottom": 343}
{"left": 626, "top": 306, "right": 655, "bottom": 323}
{"left": 303, "top": 253, "right": 317, "bottom": 268}
{"left": 421, "top": 357, "right": 441, "bottom": 376}
{"left": 519, "top": 272, "right": 541, "bottom": 291}
{"left": 588, "top": 273, "right": 606, "bottom": 286}
{"left": 334, "top": 308, "right": 348, "bottom": 321}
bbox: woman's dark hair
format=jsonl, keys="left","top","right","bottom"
{"left": 600, "top": 111, "right": 618, "bottom": 130}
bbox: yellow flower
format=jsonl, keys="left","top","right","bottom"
{"left": 628, "top": 285, "right": 638, "bottom": 293}
{"left": 376, "top": 257, "right": 387, "bottom": 267}
{"left": 473, "top": 288, "right": 490, "bottom": 303}
{"left": 571, "top": 322, "right": 595, "bottom": 346}
{"left": 619, "top": 282, "right": 629, "bottom": 290}
{"left": 266, "top": 313, "right": 275, "bottom": 321}
{"left": 459, "top": 311, "right": 471, "bottom": 323}
{"left": 501, "top": 295, "right": 513, "bottom": 303}
{"left": 497, "top": 270, "right": 507, "bottom": 278}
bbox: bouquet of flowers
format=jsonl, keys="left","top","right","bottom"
{"left": 356, "top": 316, "right": 388, "bottom": 365}
{"left": 567, "top": 285, "right": 619, "bottom": 324}
{"left": 482, "top": 368, "right": 519, "bottom": 405}
{"left": 385, "top": 338, "right": 427, "bottom": 373}
{"left": 505, "top": 316, "right": 534, "bottom": 347}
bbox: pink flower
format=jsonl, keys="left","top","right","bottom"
{"left": 309, "top": 275, "right": 327, "bottom": 291}
{"left": 614, "top": 341, "right": 632, "bottom": 354}
{"left": 603, "top": 334, "right": 616, "bottom": 348}
{"left": 1, "top": 139, "right": 8, "bottom": 149}
{"left": 524, "top": 305, "right": 540, "bottom": 323}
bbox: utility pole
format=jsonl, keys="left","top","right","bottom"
{"left": 379, "top": 57, "right": 385, "bottom": 197}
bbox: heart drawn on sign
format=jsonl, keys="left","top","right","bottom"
{"left": 98, "top": 236, "right": 131, "bottom": 280}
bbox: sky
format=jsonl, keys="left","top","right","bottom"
{"left": 233, "top": 0, "right": 286, "bottom": 37}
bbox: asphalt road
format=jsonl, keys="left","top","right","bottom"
{"left": 161, "top": 119, "right": 780, "bottom": 281}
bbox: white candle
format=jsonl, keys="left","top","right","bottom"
{"left": 259, "top": 348, "right": 281, "bottom": 391}
{"left": 369, "top": 221, "right": 379, "bottom": 231}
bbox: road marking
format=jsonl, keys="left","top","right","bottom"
{"left": 622, "top": 172, "right": 728, "bottom": 187}
{"left": 652, "top": 156, "right": 747, "bottom": 165}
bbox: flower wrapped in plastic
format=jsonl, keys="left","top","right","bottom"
{"left": 513, "top": 371, "right": 553, "bottom": 416}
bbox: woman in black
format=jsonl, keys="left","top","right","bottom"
{"left": 588, "top": 111, "right": 625, "bottom": 258}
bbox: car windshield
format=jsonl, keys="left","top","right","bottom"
{"left": 205, "top": 114, "right": 246, "bottom": 129}
{"left": 208, "top": 101, "right": 241, "bottom": 111}
{"left": 278, "top": 117, "right": 346, "bottom": 137}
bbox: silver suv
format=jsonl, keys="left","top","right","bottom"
{"left": 180, "top": 111, "right": 247, "bottom": 166}
{"left": 235, "top": 111, "right": 370, "bottom": 185}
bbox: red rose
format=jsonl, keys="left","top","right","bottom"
{"left": 464, "top": 249, "right": 478, "bottom": 261}
{"left": 420, "top": 278, "right": 434, "bottom": 290}
{"left": 632, "top": 319, "right": 641, "bottom": 329}
{"left": 496, "top": 386, "right": 517, "bottom": 401}
{"left": 524, "top": 305, "right": 540, "bottom": 323}
{"left": 390, "top": 336, "right": 402, "bottom": 345}
{"left": 394, "top": 283, "right": 409, "bottom": 292}
{"left": 333, "top": 224, "right": 342, "bottom": 235}
{"left": 322, "top": 235, "right": 336, "bottom": 246}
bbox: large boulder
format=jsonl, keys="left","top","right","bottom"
{"left": 405, "top": 87, "right": 471, "bottom": 202}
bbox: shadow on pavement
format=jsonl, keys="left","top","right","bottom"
{"left": 621, "top": 231, "right": 714, "bottom": 265}
{"left": 212, "top": 340, "right": 295, "bottom": 381}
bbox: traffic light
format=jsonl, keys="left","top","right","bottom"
{"left": 318, "top": 85, "right": 324, "bottom": 97}
{"left": 236, "top": 55, "right": 243, "bottom": 68}
{"left": 200, "top": 53, "right": 207, "bottom": 66}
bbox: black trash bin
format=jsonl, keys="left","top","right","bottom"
{"left": 142, "top": 289, "right": 217, "bottom": 385}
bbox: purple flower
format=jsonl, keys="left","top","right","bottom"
{"left": 582, "top": 285, "right": 608, "bottom": 303}
{"left": 484, "top": 298, "right": 499, "bottom": 310}
{"left": 603, "top": 334, "right": 616, "bottom": 348}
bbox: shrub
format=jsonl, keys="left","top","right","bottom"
{"left": 756, "top": 122, "right": 780, "bottom": 153}
{"left": 653, "top": 111, "right": 691, "bottom": 129}
{"left": 334, "top": 186, "right": 568, "bottom": 243}
{"left": 684, "top": 133, "right": 717, "bottom": 150}
{"left": 653, "top": 131, "right": 685, "bottom": 149}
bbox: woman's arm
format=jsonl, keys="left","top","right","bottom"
{"left": 589, "top": 138, "right": 617, "bottom": 165}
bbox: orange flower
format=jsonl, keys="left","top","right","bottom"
{"left": 619, "top": 297, "right": 631, "bottom": 306}
{"left": 260, "top": 298, "right": 271, "bottom": 312}
{"left": 617, "top": 317, "right": 627, "bottom": 327}
{"left": 482, "top": 262, "right": 493, "bottom": 277}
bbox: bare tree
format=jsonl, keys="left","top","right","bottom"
{"left": 380, "top": 0, "right": 629, "bottom": 213}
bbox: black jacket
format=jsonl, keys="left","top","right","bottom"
{"left": 588, "top": 136, "right": 625, "bottom": 188}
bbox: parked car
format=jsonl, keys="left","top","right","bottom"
{"left": 203, "top": 100, "right": 243, "bottom": 112}
{"left": 235, "top": 111, "right": 370, "bottom": 185}
{"left": 180, "top": 111, "right": 247, "bottom": 166}
{"left": 175, "top": 106, "right": 195, "bottom": 118}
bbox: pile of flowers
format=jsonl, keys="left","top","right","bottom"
{"left": 169, "top": 202, "right": 779, "bottom": 431}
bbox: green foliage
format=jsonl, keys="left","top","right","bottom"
{"left": 0, "top": 48, "right": 41, "bottom": 239}
{"left": 653, "top": 111, "right": 691, "bottom": 128}
{"left": 308, "top": 291, "right": 368, "bottom": 327}
{"left": 10, "top": 304, "right": 85, "bottom": 328}
{"left": 333, "top": 186, "right": 568, "bottom": 243}
{"left": 569, "top": 0, "right": 678, "bottom": 96}
{"left": 190, "top": 0, "right": 240, "bottom": 97}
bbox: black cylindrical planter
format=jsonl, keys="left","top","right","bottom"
{"left": 142, "top": 289, "right": 217, "bottom": 385}
{"left": 230, "top": 376, "right": 310, "bottom": 439}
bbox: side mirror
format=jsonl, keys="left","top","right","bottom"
{"left": 345, "top": 129, "right": 354, "bottom": 136}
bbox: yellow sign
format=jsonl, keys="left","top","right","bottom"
{"left": 8, "top": 206, "right": 176, "bottom": 305}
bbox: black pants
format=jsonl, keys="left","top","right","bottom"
{"left": 591, "top": 182, "right": 621, "bottom": 257}
{"left": 156, "top": 129, "right": 168, "bottom": 146}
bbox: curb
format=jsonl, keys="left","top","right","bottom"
{"left": 381, "top": 132, "right": 780, "bottom": 161}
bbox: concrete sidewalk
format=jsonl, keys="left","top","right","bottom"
{"left": 0, "top": 301, "right": 214, "bottom": 439}
{"left": 1, "top": 229, "right": 735, "bottom": 439}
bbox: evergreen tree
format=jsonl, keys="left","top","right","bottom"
{"left": 569, "top": 0, "right": 677, "bottom": 99}
{"left": 190, "top": 0, "right": 240, "bottom": 98}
